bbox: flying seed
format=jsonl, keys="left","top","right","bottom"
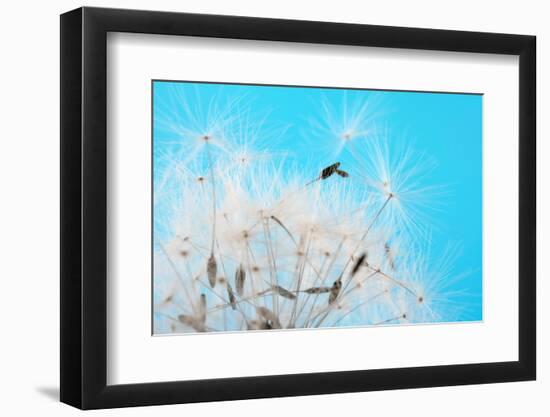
{"left": 320, "top": 162, "right": 341, "bottom": 180}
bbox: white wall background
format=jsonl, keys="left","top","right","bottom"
{"left": 0, "top": 0, "right": 545, "bottom": 415}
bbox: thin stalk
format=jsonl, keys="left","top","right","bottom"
{"left": 262, "top": 218, "right": 279, "bottom": 316}
{"left": 289, "top": 232, "right": 313, "bottom": 327}
{"left": 205, "top": 142, "right": 217, "bottom": 254}
{"left": 374, "top": 313, "right": 407, "bottom": 326}
{"left": 365, "top": 264, "right": 418, "bottom": 298}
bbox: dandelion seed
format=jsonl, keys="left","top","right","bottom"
{"left": 226, "top": 283, "right": 237, "bottom": 310}
{"left": 320, "top": 162, "right": 341, "bottom": 180}
{"left": 351, "top": 252, "right": 367, "bottom": 277}
{"left": 304, "top": 286, "right": 331, "bottom": 294}
{"left": 328, "top": 276, "right": 342, "bottom": 305}
{"left": 207, "top": 254, "right": 217, "bottom": 288}
{"left": 305, "top": 92, "right": 379, "bottom": 159}
{"left": 272, "top": 285, "right": 296, "bottom": 300}
{"left": 235, "top": 264, "right": 246, "bottom": 296}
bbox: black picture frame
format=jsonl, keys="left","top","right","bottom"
{"left": 60, "top": 6, "right": 536, "bottom": 410}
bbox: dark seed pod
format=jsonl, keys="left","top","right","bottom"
{"left": 328, "top": 276, "right": 342, "bottom": 305}
{"left": 351, "top": 252, "right": 367, "bottom": 277}
{"left": 207, "top": 254, "right": 217, "bottom": 288}
{"left": 320, "top": 162, "right": 341, "bottom": 180}
{"left": 226, "top": 283, "right": 237, "bottom": 310}
{"left": 304, "top": 286, "right": 331, "bottom": 294}
{"left": 235, "top": 264, "right": 246, "bottom": 296}
{"left": 272, "top": 285, "right": 296, "bottom": 300}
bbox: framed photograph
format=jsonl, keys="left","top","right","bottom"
{"left": 60, "top": 6, "right": 536, "bottom": 409}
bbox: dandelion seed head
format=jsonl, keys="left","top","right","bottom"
{"left": 153, "top": 86, "right": 472, "bottom": 334}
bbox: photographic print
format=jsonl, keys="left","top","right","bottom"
{"left": 152, "top": 80, "right": 482, "bottom": 335}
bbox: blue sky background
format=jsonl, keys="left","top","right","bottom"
{"left": 153, "top": 80, "right": 482, "bottom": 322}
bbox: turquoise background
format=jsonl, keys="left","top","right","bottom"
{"left": 153, "top": 80, "right": 482, "bottom": 321}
